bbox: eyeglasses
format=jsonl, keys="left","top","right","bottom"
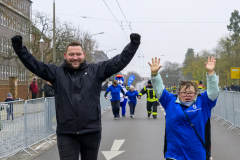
{"left": 179, "top": 92, "right": 196, "bottom": 96}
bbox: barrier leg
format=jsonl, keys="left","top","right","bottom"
{"left": 28, "top": 146, "right": 38, "bottom": 153}
{"left": 21, "top": 148, "right": 32, "bottom": 156}
{"left": 220, "top": 120, "right": 227, "bottom": 125}
{"left": 228, "top": 124, "right": 235, "bottom": 130}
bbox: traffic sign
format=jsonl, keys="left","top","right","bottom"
{"left": 231, "top": 67, "right": 240, "bottom": 79}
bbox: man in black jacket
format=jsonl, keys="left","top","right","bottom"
{"left": 11, "top": 33, "right": 140, "bottom": 160}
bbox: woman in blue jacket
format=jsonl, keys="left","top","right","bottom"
{"left": 105, "top": 80, "right": 125, "bottom": 118}
{"left": 125, "top": 85, "right": 139, "bottom": 118}
{"left": 149, "top": 57, "right": 218, "bottom": 160}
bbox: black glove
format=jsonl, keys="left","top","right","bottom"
{"left": 130, "top": 33, "right": 141, "bottom": 45}
{"left": 11, "top": 35, "right": 23, "bottom": 46}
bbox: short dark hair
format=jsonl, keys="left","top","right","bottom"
{"left": 66, "top": 41, "right": 82, "bottom": 52}
{"left": 178, "top": 81, "right": 199, "bottom": 93}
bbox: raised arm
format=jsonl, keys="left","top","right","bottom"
{"left": 205, "top": 56, "right": 219, "bottom": 100}
{"left": 96, "top": 34, "right": 141, "bottom": 81}
{"left": 11, "top": 35, "right": 57, "bottom": 83}
{"left": 149, "top": 57, "right": 164, "bottom": 99}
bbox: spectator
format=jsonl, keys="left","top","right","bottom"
{"left": 227, "top": 86, "right": 230, "bottom": 91}
{"left": 0, "top": 104, "right": 3, "bottom": 130}
{"left": 101, "top": 81, "right": 109, "bottom": 91}
{"left": 44, "top": 81, "right": 54, "bottom": 97}
{"left": 231, "top": 83, "right": 234, "bottom": 91}
{"left": 235, "top": 85, "right": 239, "bottom": 92}
{"left": 30, "top": 77, "right": 38, "bottom": 99}
{"left": 5, "top": 93, "right": 14, "bottom": 121}
{"left": 223, "top": 85, "right": 228, "bottom": 91}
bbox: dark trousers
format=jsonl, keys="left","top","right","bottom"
{"left": 57, "top": 131, "right": 101, "bottom": 160}
{"left": 128, "top": 103, "right": 136, "bottom": 115}
{"left": 32, "top": 93, "right": 37, "bottom": 99}
{"left": 147, "top": 101, "right": 158, "bottom": 114}
{"left": 111, "top": 100, "right": 120, "bottom": 117}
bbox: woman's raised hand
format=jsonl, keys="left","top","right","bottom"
{"left": 205, "top": 56, "right": 216, "bottom": 75}
{"left": 148, "top": 57, "right": 162, "bottom": 74}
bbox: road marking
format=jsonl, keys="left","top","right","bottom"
{"left": 111, "top": 140, "right": 125, "bottom": 151}
{"left": 102, "top": 140, "right": 125, "bottom": 160}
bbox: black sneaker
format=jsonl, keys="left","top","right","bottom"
{"left": 153, "top": 115, "right": 157, "bottom": 119}
{"left": 122, "top": 115, "right": 125, "bottom": 117}
{"left": 148, "top": 113, "right": 151, "bottom": 118}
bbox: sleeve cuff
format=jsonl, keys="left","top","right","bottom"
{"left": 206, "top": 72, "right": 217, "bottom": 82}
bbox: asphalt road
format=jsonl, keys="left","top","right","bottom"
{"left": 30, "top": 96, "right": 240, "bottom": 160}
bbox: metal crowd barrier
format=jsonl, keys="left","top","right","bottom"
{"left": 0, "top": 98, "right": 56, "bottom": 158}
{"left": 0, "top": 91, "right": 111, "bottom": 158}
{"left": 100, "top": 91, "right": 111, "bottom": 110}
{"left": 0, "top": 100, "right": 25, "bottom": 158}
{"left": 211, "top": 91, "right": 240, "bottom": 136}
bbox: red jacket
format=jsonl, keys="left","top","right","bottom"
{"left": 30, "top": 82, "right": 38, "bottom": 93}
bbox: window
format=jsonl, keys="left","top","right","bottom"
{"left": 0, "top": 37, "right": 3, "bottom": 52}
{"left": 3, "top": 37, "right": 6, "bottom": 53}
{"left": 0, "top": 11, "right": 3, "bottom": 25}
{"left": 3, "top": 13, "right": 6, "bottom": 26}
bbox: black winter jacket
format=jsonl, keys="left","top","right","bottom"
{"left": 12, "top": 43, "right": 139, "bottom": 134}
{"left": 44, "top": 83, "right": 54, "bottom": 97}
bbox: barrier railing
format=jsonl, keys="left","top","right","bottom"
{"left": 0, "top": 91, "right": 111, "bottom": 158}
{"left": 0, "top": 100, "right": 25, "bottom": 158}
{"left": 211, "top": 91, "right": 240, "bottom": 136}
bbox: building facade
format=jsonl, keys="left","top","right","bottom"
{"left": 0, "top": 0, "right": 32, "bottom": 101}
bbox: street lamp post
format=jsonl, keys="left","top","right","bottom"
{"left": 40, "top": 37, "right": 44, "bottom": 62}
{"left": 53, "top": 0, "right": 56, "bottom": 63}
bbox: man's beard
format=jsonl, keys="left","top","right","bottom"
{"left": 66, "top": 59, "right": 84, "bottom": 70}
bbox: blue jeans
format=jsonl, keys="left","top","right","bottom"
{"left": 7, "top": 106, "right": 13, "bottom": 120}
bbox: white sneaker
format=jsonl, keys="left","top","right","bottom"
{"left": 132, "top": 115, "right": 134, "bottom": 118}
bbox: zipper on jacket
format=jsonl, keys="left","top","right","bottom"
{"left": 75, "top": 69, "right": 87, "bottom": 134}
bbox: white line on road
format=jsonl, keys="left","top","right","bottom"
{"left": 111, "top": 140, "right": 125, "bottom": 151}
{"left": 102, "top": 140, "right": 125, "bottom": 160}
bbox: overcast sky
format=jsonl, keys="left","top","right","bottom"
{"left": 31, "top": 0, "right": 240, "bottom": 77}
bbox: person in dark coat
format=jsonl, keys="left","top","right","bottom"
{"left": 11, "top": 33, "right": 141, "bottom": 160}
{"left": 44, "top": 82, "right": 54, "bottom": 97}
{"left": 5, "top": 93, "right": 14, "bottom": 121}
{"left": 101, "top": 81, "right": 109, "bottom": 91}
{"left": 235, "top": 85, "right": 239, "bottom": 92}
{"left": 231, "top": 83, "right": 234, "bottom": 91}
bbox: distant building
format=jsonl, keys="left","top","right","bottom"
{"left": 92, "top": 50, "right": 109, "bottom": 63}
{"left": 0, "top": 0, "right": 32, "bottom": 101}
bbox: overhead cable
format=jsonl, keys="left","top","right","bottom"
{"left": 115, "top": 0, "right": 132, "bottom": 32}
{"left": 102, "top": 0, "right": 128, "bottom": 41}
